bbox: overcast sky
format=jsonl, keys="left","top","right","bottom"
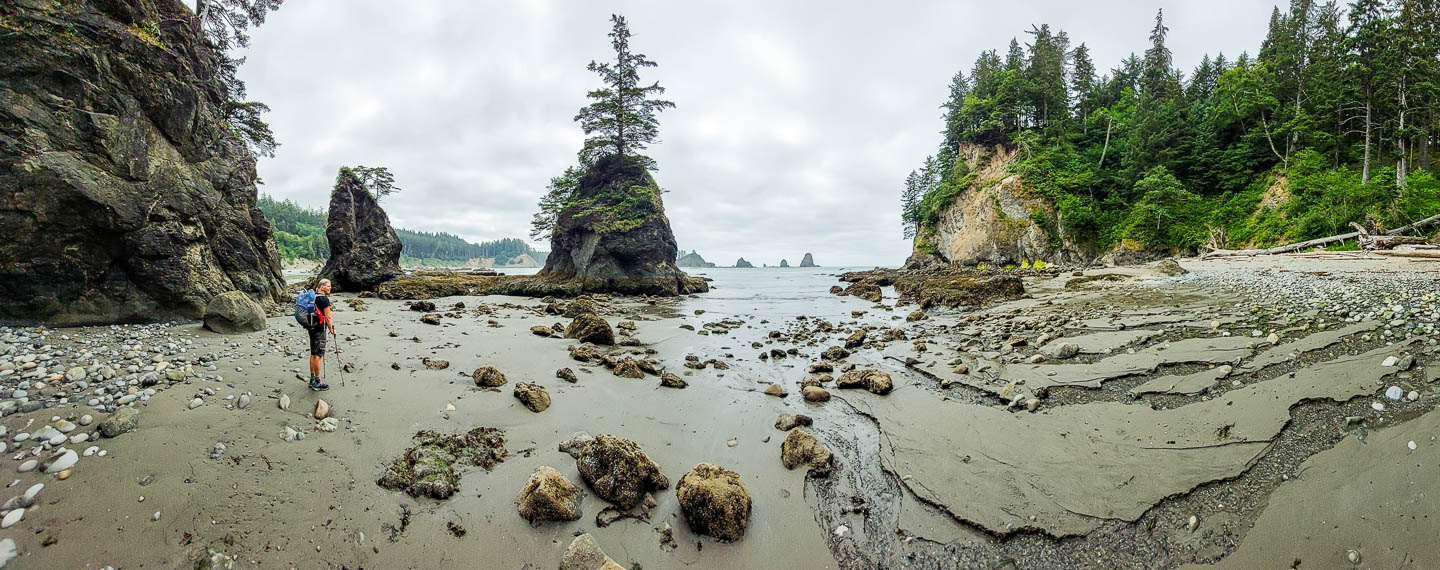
{"left": 238, "top": 1, "right": 1277, "bottom": 267}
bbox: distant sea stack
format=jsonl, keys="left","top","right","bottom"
{"left": 0, "top": 0, "right": 286, "bottom": 325}
{"left": 799, "top": 253, "right": 818, "bottom": 267}
{"left": 540, "top": 155, "right": 707, "bottom": 295}
{"left": 779, "top": 259, "right": 791, "bottom": 268}
{"left": 676, "top": 250, "right": 717, "bottom": 268}
{"left": 734, "top": 258, "right": 755, "bottom": 268}
{"left": 319, "top": 169, "right": 403, "bottom": 291}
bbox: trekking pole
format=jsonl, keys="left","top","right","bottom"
{"left": 332, "top": 331, "right": 346, "bottom": 387}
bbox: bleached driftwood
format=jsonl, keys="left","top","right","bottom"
{"left": 1203, "top": 213, "right": 1440, "bottom": 259}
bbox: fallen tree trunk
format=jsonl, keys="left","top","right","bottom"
{"left": 1203, "top": 213, "right": 1440, "bottom": 259}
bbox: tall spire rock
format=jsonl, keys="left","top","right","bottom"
{"left": 319, "top": 169, "right": 403, "bottom": 291}
{"left": 0, "top": 0, "right": 285, "bottom": 325}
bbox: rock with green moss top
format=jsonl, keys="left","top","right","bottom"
{"left": 376, "top": 427, "right": 508, "bottom": 499}
{"left": 565, "top": 314, "right": 614, "bottom": 345}
{"left": 676, "top": 462, "right": 752, "bottom": 542}
{"left": 563, "top": 299, "right": 598, "bottom": 317}
{"left": 515, "top": 465, "right": 584, "bottom": 522}
{"left": 538, "top": 155, "right": 707, "bottom": 296}
{"left": 571, "top": 434, "right": 669, "bottom": 509}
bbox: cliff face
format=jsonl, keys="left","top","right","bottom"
{"left": 908, "top": 145, "right": 1083, "bottom": 268}
{"left": 319, "top": 170, "right": 403, "bottom": 291}
{"left": 0, "top": 0, "right": 286, "bottom": 325}
{"left": 541, "top": 155, "right": 706, "bottom": 295}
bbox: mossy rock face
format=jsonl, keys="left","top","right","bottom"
{"left": 1063, "top": 273, "right": 1133, "bottom": 290}
{"left": 895, "top": 274, "right": 1025, "bottom": 309}
{"left": 842, "top": 280, "right": 883, "bottom": 302}
{"left": 539, "top": 155, "right": 706, "bottom": 296}
{"left": 565, "top": 314, "right": 615, "bottom": 346}
{"left": 676, "top": 462, "right": 752, "bottom": 542}
{"left": 377, "top": 428, "right": 508, "bottom": 499}
{"left": 515, "top": 465, "right": 584, "bottom": 522}
{"left": 573, "top": 434, "right": 669, "bottom": 509}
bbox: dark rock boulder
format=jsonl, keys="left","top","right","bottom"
{"left": 319, "top": 169, "right": 402, "bottom": 291}
{"left": 540, "top": 155, "right": 707, "bottom": 296}
{"left": 0, "top": 0, "right": 286, "bottom": 326}
{"left": 565, "top": 314, "right": 615, "bottom": 346}
{"left": 799, "top": 253, "right": 818, "bottom": 267}
{"left": 203, "top": 291, "right": 267, "bottom": 334}
{"left": 779, "top": 259, "right": 790, "bottom": 268}
{"left": 734, "top": 258, "right": 755, "bottom": 268}
{"left": 570, "top": 434, "right": 670, "bottom": 509}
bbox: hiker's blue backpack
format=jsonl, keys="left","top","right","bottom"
{"left": 295, "top": 289, "right": 319, "bottom": 328}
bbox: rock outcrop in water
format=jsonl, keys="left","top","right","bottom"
{"left": 779, "top": 259, "right": 790, "bottom": 268}
{"left": 318, "top": 169, "right": 403, "bottom": 291}
{"left": 0, "top": 0, "right": 286, "bottom": 325}
{"left": 540, "top": 155, "right": 706, "bottom": 295}
{"left": 799, "top": 253, "right": 818, "bottom": 267}
{"left": 734, "top": 258, "right": 755, "bottom": 268}
{"left": 676, "top": 250, "right": 717, "bottom": 268}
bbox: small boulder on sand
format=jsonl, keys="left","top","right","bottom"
{"left": 565, "top": 314, "right": 615, "bottom": 345}
{"left": 560, "top": 533, "right": 624, "bottom": 570}
{"left": 802, "top": 386, "right": 830, "bottom": 402}
{"left": 660, "top": 373, "right": 688, "bottom": 388}
{"left": 836, "top": 369, "right": 893, "bottom": 395}
{"left": 514, "top": 383, "right": 551, "bottom": 413}
{"left": 557, "top": 368, "right": 578, "bottom": 383}
{"left": 763, "top": 384, "right": 787, "bottom": 397}
{"left": 313, "top": 399, "right": 330, "bottom": 419}
{"left": 531, "top": 325, "right": 554, "bottom": 337}
{"left": 563, "top": 299, "right": 598, "bottom": 318}
{"left": 774, "top": 414, "right": 812, "bottom": 431}
{"left": 572, "top": 434, "right": 669, "bottom": 509}
{"left": 844, "top": 329, "right": 867, "bottom": 349}
{"left": 516, "top": 465, "right": 584, "bottom": 522}
{"left": 472, "top": 366, "right": 508, "bottom": 387}
{"left": 98, "top": 407, "right": 140, "bottom": 438}
{"left": 780, "top": 428, "right": 832, "bottom": 477}
{"left": 676, "top": 463, "right": 752, "bottom": 542}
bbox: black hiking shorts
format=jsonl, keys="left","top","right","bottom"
{"left": 308, "top": 325, "right": 327, "bottom": 357}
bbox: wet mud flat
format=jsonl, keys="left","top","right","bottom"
{"left": 0, "top": 261, "right": 1436, "bottom": 568}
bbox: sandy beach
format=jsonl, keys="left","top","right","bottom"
{"left": 2, "top": 260, "right": 1439, "bottom": 569}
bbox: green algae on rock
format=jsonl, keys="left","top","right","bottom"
{"left": 676, "top": 462, "right": 752, "bottom": 542}
{"left": 376, "top": 428, "right": 508, "bottom": 500}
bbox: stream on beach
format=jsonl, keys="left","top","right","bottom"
{"left": 4, "top": 261, "right": 1440, "bottom": 569}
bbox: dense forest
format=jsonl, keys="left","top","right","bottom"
{"left": 901, "top": 1, "right": 1440, "bottom": 253}
{"left": 258, "top": 195, "right": 544, "bottom": 265}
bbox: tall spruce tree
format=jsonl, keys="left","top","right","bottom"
{"left": 574, "top": 14, "right": 676, "bottom": 170}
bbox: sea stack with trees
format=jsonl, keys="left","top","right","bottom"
{"left": 318, "top": 166, "right": 404, "bottom": 291}
{"left": 529, "top": 15, "right": 706, "bottom": 296}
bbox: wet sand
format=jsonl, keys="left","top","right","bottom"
{"left": 3, "top": 260, "right": 1439, "bottom": 568}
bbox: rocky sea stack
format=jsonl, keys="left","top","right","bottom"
{"left": 540, "top": 155, "right": 707, "bottom": 296}
{"left": 0, "top": 0, "right": 286, "bottom": 325}
{"left": 318, "top": 169, "right": 403, "bottom": 291}
{"left": 734, "top": 258, "right": 755, "bottom": 268}
{"left": 799, "top": 253, "right": 818, "bottom": 267}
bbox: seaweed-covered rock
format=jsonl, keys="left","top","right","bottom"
{"left": 897, "top": 273, "right": 1025, "bottom": 308}
{"left": 780, "top": 428, "right": 832, "bottom": 477}
{"left": 409, "top": 301, "right": 436, "bottom": 312}
{"left": 557, "top": 368, "right": 578, "bottom": 383}
{"left": 836, "top": 369, "right": 893, "bottom": 395}
{"left": 202, "top": 291, "right": 266, "bottom": 334}
{"left": 515, "top": 465, "right": 584, "bottom": 522}
{"left": 676, "top": 463, "right": 752, "bottom": 542}
{"left": 563, "top": 299, "right": 598, "bottom": 318}
{"left": 560, "top": 533, "right": 625, "bottom": 570}
{"left": 565, "top": 314, "right": 615, "bottom": 345}
{"left": 821, "top": 346, "right": 851, "bottom": 361}
{"left": 420, "top": 313, "right": 441, "bottom": 325}
{"left": 844, "top": 329, "right": 868, "bottom": 349}
{"left": 472, "top": 366, "right": 508, "bottom": 387}
{"left": 318, "top": 168, "right": 402, "bottom": 291}
{"left": 572, "top": 434, "right": 669, "bottom": 509}
{"left": 842, "top": 280, "right": 883, "bottom": 303}
{"left": 612, "top": 359, "right": 645, "bottom": 379}
{"left": 0, "top": 0, "right": 287, "bottom": 326}
{"left": 514, "top": 383, "right": 551, "bottom": 412}
{"left": 540, "top": 155, "right": 707, "bottom": 296}
{"left": 906, "top": 309, "right": 929, "bottom": 322}
{"left": 660, "top": 373, "right": 688, "bottom": 388}
{"left": 376, "top": 428, "right": 508, "bottom": 499}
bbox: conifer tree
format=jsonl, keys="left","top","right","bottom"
{"left": 574, "top": 14, "right": 676, "bottom": 170}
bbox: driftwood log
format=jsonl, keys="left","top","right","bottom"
{"left": 1203, "top": 213, "right": 1440, "bottom": 258}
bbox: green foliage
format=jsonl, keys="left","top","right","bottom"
{"left": 902, "top": 5, "right": 1440, "bottom": 254}
{"left": 574, "top": 14, "right": 674, "bottom": 169}
{"left": 127, "top": 19, "right": 164, "bottom": 48}
{"left": 258, "top": 195, "right": 540, "bottom": 263}
{"left": 341, "top": 166, "right": 401, "bottom": 199}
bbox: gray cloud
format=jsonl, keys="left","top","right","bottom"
{"left": 239, "top": 0, "right": 1277, "bottom": 267}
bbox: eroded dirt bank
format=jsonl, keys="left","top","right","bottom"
{"left": 1, "top": 260, "right": 1437, "bottom": 568}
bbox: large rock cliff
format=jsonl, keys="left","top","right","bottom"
{"left": 541, "top": 155, "right": 706, "bottom": 295}
{"left": 0, "top": 0, "right": 286, "bottom": 325}
{"left": 907, "top": 145, "right": 1082, "bottom": 268}
{"left": 319, "top": 169, "right": 403, "bottom": 291}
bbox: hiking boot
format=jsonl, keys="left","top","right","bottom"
{"left": 309, "top": 377, "right": 329, "bottom": 391}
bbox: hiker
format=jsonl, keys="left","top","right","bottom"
{"left": 295, "top": 279, "right": 335, "bottom": 391}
